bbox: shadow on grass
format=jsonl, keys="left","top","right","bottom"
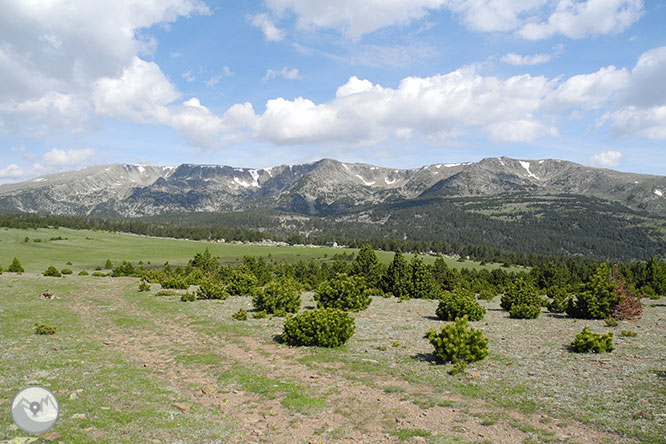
{"left": 411, "top": 352, "right": 437, "bottom": 364}
{"left": 654, "top": 370, "right": 666, "bottom": 380}
{"left": 424, "top": 315, "right": 440, "bottom": 321}
{"left": 272, "top": 334, "right": 285, "bottom": 344}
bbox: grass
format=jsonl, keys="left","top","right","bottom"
{"left": 0, "top": 226, "right": 525, "bottom": 273}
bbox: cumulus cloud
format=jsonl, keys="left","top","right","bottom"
{"left": 518, "top": 0, "right": 643, "bottom": 40}
{"left": 262, "top": 67, "right": 302, "bottom": 82}
{"left": 545, "top": 66, "right": 630, "bottom": 112}
{"left": 42, "top": 148, "right": 96, "bottom": 167}
{"left": 261, "top": 0, "right": 643, "bottom": 40}
{"left": 249, "top": 13, "right": 286, "bottom": 41}
{"left": 591, "top": 150, "right": 622, "bottom": 168}
{"left": 0, "top": 0, "right": 209, "bottom": 134}
{"left": 0, "top": 164, "right": 27, "bottom": 179}
{"left": 501, "top": 52, "right": 553, "bottom": 66}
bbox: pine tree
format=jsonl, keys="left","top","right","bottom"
{"left": 350, "top": 245, "right": 383, "bottom": 289}
{"left": 409, "top": 255, "right": 438, "bottom": 299}
{"left": 104, "top": 259, "right": 113, "bottom": 269}
{"left": 8, "top": 257, "right": 24, "bottom": 273}
{"left": 431, "top": 257, "right": 460, "bottom": 291}
{"left": 381, "top": 250, "right": 410, "bottom": 298}
{"left": 646, "top": 257, "right": 666, "bottom": 295}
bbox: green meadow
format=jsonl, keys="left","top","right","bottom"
{"left": 0, "top": 227, "right": 525, "bottom": 273}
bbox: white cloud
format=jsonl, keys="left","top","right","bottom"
{"left": 545, "top": 66, "right": 630, "bottom": 112}
{"left": 603, "top": 106, "right": 666, "bottom": 139}
{"left": 0, "top": 164, "right": 27, "bottom": 178}
{"left": 619, "top": 46, "right": 666, "bottom": 107}
{"left": 519, "top": 0, "right": 643, "bottom": 40}
{"left": 501, "top": 52, "right": 553, "bottom": 66}
{"left": 206, "top": 67, "right": 233, "bottom": 87}
{"left": 591, "top": 150, "right": 622, "bottom": 168}
{"left": 262, "top": 67, "right": 302, "bottom": 82}
{"left": 262, "top": 0, "right": 643, "bottom": 40}
{"left": 249, "top": 13, "right": 286, "bottom": 41}
{"left": 93, "top": 57, "right": 179, "bottom": 124}
{"left": 182, "top": 70, "right": 195, "bottom": 82}
{"left": 0, "top": 0, "right": 208, "bottom": 134}
{"left": 265, "top": 0, "right": 448, "bottom": 39}
{"left": 42, "top": 148, "right": 95, "bottom": 167}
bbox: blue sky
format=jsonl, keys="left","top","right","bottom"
{"left": 1, "top": 0, "right": 665, "bottom": 183}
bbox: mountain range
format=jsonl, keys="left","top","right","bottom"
{"left": 1, "top": 157, "right": 665, "bottom": 260}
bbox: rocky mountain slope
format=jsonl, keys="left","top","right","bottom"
{"left": 0, "top": 157, "right": 664, "bottom": 218}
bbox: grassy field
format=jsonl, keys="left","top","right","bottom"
{"left": 0, "top": 227, "right": 526, "bottom": 273}
{"left": 0, "top": 271, "right": 664, "bottom": 443}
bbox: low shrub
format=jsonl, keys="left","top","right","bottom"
{"left": 196, "top": 280, "right": 229, "bottom": 300}
{"left": 180, "top": 292, "right": 196, "bottom": 302}
{"left": 547, "top": 287, "right": 571, "bottom": 313}
{"left": 620, "top": 330, "right": 637, "bottom": 337}
{"left": 227, "top": 267, "right": 258, "bottom": 296}
{"left": 60, "top": 268, "right": 73, "bottom": 275}
{"left": 138, "top": 280, "right": 151, "bottom": 292}
{"left": 8, "top": 257, "right": 24, "bottom": 273}
{"left": 43, "top": 266, "right": 62, "bottom": 277}
{"left": 314, "top": 274, "right": 372, "bottom": 312}
{"left": 253, "top": 278, "right": 301, "bottom": 314}
{"left": 78, "top": 270, "right": 89, "bottom": 276}
{"left": 282, "top": 308, "right": 355, "bottom": 347}
{"left": 500, "top": 279, "right": 541, "bottom": 312}
{"left": 477, "top": 288, "right": 496, "bottom": 301}
{"left": 161, "top": 277, "right": 188, "bottom": 290}
{"left": 604, "top": 318, "right": 619, "bottom": 327}
{"left": 155, "top": 289, "right": 182, "bottom": 296}
{"left": 509, "top": 303, "right": 541, "bottom": 319}
{"left": 91, "top": 271, "right": 107, "bottom": 277}
{"left": 567, "top": 263, "right": 621, "bottom": 319}
{"left": 35, "top": 323, "right": 56, "bottom": 335}
{"left": 436, "top": 288, "right": 485, "bottom": 321}
{"left": 252, "top": 310, "right": 267, "bottom": 319}
{"left": 424, "top": 316, "right": 488, "bottom": 372}
{"left": 232, "top": 309, "right": 248, "bottom": 321}
{"left": 570, "top": 327, "right": 614, "bottom": 353}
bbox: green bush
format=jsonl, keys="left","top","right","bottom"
{"left": 436, "top": 288, "right": 485, "bottom": 321}
{"left": 500, "top": 279, "right": 541, "bottom": 312}
{"left": 509, "top": 303, "right": 541, "bottom": 319}
{"left": 196, "top": 280, "right": 229, "bottom": 300}
{"left": 425, "top": 316, "right": 488, "bottom": 371}
{"left": 91, "top": 271, "right": 107, "bottom": 277}
{"left": 253, "top": 278, "right": 301, "bottom": 314}
{"left": 35, "top": 323, "right": 56, "bottom": 335}
{"left": 571, "top": 327, "right": 615, "bottom": 353}
{"left": 620, "top": 330, "right": 637, "bottom": 337}
{"left": 180, "top": 292, "right": 196, "bottom": 302}
{"left": 43, "top": 266, "right": 62, "bottom": 277}
{"left": 314, "top": 274, "right": 372, "bottom": 312}
{"left": 252, "top": 310, "right": 267, "bottom": 319}
{"left": 604, "top": 318, "right": 619, "bottom": 327}
{"left": 60, "top": 268, "right": 73, "bottom": 275}
{"left": 567, "top": 263, "right": 621, "bottom": 319}
{"left": 570, "top": 327, "right": 614, "bottom": 353}
{"left": 78, "top": 270, "right": 89, "bottom": 276}
{"left": 138, "top": 280, "right": 151, "bottom": 292}
{"left": 0, "top": 265, "right": 3, "bottom": 275}
{"left": 547, "top": 286, "right": 571, "bottom": 313}
{"left": 477, "top": 288, "right": 496, "bottom": 301}
{"left": 104, "top": 259, "right": 113, "bottom": 269}
{"left": 282, "top": 308, "right": 355, "bottom": 347}
{"left": 161, "top": 277, "right": 188, "bottom": 290}
{"left": 227, "top": 267, "right": 259, "bottom": 296}
{"left": 232, "top": 309, "right": 248, "bottom": 321}
{"left": 8, "top": 257, "right": 24, "bottom": 273}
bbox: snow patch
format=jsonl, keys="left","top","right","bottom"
{"left": 248, "top": 170, "right": 261, "bottom": 187}
{"left": 136, "top": 165, "right": 145, "bottom": 174}
{"left": 264, "top": 167, "right": 273, "bottom": 177}
{"left": 341, "top": 163, "right": 349, "bottom": 170}
{"left": 32, "top": 178, "right": 46, "bottom": 182}
{"left": 538, "top": 160, "right": 545, "bottom": 164}
{"left": 444, "top": 163, "right": 461, "bottom": 168}
{"left": 634, "top": 181, "right": 639, "bottom": 184}
{"left": 233, "top": 178, "right": 251, "bottom": 188}
{"left": 355, "top": 175, "right": 375, "bottom": 186}
{"left": 519, "top": 161, "right": 539, "bottom": 180}
{"left": 162, "top": 166, "right": 176, "bottom": 171}
{"left": 370, "top": 167, "right": 377, "bottom": 170}
{"left": 385, "top": 177, "right": 397, "bottom": 185}
{"left": 435, "top": 164, "right": 442, "bottom": 169}
{"left": 656, "top": 189, "right": 664, "bottom": 197}
{"left": 234, "top": 168, "right": 244, "bottom": 172}
{"left": 499, "top": 160, "right": 505, "bottom": 167}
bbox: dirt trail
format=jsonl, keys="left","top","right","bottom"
{"left": 69, "top": 279, "right": 633, "bottom": 444}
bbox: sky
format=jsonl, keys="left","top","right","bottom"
{"left": 1, "top": 0, "right": 665, "bottom": 183}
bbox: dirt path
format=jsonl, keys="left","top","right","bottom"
{"left": 68, "top": 279, "right": 633, "bottom": 444}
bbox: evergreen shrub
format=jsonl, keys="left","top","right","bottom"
{"left": 253, "top": 278, "right": 301, "bottom": 314}
{"left": 436, "top": 288, "right": 485, "bottom": 321}
{"left": 43, "top": 266, "right": 61, "bottom": 277}
{"left": 425, "top": 316, "right": 488, "bottom": 371}
{"left": 570, "top": 327, "right": 613, "bottom": 353}
{"left": 314, "top": 274, "right": 372, "bottom": 312}
{"left": 282, "top": 308, "right": 355, "bottom": 347}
